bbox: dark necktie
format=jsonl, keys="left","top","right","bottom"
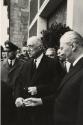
{"left": 69, "top": 63, "right": 73, "bottom": 72}
{"left": 9, "top": 60, "right": 12, "bottom": 68}
{"left": 32, "top": 60, "right": 36, "bottom": 77}
{"left": 63, "top": 61, "right": 67, "bottom": 72}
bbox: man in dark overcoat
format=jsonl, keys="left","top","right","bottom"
{"left": 15, "top": 36, "right": 65, "bottom": 125}
{"left": 54, "top": 31, "right": 83, "bottom": 125}
{"left": 1, "top": 41, "right": 24, "bottom": 125}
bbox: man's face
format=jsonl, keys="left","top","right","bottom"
{"left": 57, "top": 49, "right": 66, "bottom": 62}
{"left": 46, "top": 49, "right": 56, "bottom": 58}
{"left": 22, "top": 47, "right": 27, "bottom": 56}
{"left": 27, "top": 38, "right": 42, "bottom": 59}
{"left": 58, "top": 39, "right": 72, "bottom": 62}
{"left": 7, "top": 51, "right": 16, "bottom": 60}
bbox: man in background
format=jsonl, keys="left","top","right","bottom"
{"left": 19, "top": 46, "right": 29, "bottom": 61}
{"left": 1, "top": 40, "right": 24, "bottom": 125}
{"left": 45, "top": 48, "right": 57, "bottom": 59}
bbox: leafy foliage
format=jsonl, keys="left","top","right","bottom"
{"left": 41, "top": 22, "right": 71, "bottom": 50}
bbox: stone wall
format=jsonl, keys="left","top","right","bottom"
{"left": 10, "top": 0, "right": 29, "bottom": 47}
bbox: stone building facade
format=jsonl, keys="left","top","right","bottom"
{"left": 3, "top": 0, "right": 83, "bottom": 46}
{"left": 3, "top": 0, "right": 29, "bottom": 47}
{"left": 10, "top": 0, "right": 29, "bottom": 47}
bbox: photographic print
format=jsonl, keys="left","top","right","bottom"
{"left": 1, "top": 0, "right": 83, "bottom": 125}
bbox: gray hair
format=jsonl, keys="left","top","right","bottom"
{"left": 28, "top": 36, "right": 43, "bottom": 46}
{"left": 60, "top": 31, "right": 83, "bottom": 47}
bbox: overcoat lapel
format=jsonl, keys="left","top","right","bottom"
{"left": 9, "top": 59, "right": 19, "bottom": 73}
{"left": 1, "top": 59, "right": 10, "bottom": 82}
{"left": 31, "top": 55, "right": 47, "bottom": 83}
{"left": 25, "top": 59, "right": 36, "bottom": 86}
{"left": 3, "top": 59, "right": 18, "bottom": 73}
{"left": 3, "top": 59, "right": 10, "bottom": 70}
{"left": 58, "top": 58, "right": 83, "bottom": 90}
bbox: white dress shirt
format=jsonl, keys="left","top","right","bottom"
{"left": 8, "top": 59, "right": 16, "bottom": 66}
{"left": 65, "top": 61, "right": 71, "bottom": 73}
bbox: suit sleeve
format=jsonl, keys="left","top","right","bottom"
{"left": 14, "top": 71, "right": 23, "bottom": 100}
{"left": 77, "top": 78, "right": 83, "bottom": 125}
{"left": 14, "top": 62, "right": 27, "bottom": 100}
{"left": 42, "top": 94, "right": 56, "bottom": 105}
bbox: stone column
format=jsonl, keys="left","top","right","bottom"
{"left": 10, "top": 0, "right": 29, "bottom": 47}
{"left": 67, "top": 0, "right": 83, "bottom": 36}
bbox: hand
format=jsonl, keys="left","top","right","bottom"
{"left": 28, "top": 87, "right": 37, "bottom": 95}
{"left": 23, "top": 98, "right": 43, "bottom": 107}
{"left": 15, "top": 97, "right": 24, "bottom": 107}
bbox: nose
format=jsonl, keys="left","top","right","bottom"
{"left": 57, "top": 49, "right": 61, "bottom": 56}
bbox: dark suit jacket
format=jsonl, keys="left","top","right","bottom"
{"left": 15, "top": 55, "right": 66, "bottom": 125}
{"left": 1, "top": 58, "right": 24, "bottom": 125}
{"left": 54, "top": 58, "right": 83, "bottom": 125}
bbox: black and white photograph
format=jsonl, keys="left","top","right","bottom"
{"left": 0, "top": 0, "right": 83, "bottom": 125}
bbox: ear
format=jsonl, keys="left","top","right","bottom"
{"left": 71, "top": 42, "right": 77, "bottom": 52}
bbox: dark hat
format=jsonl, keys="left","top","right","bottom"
{"left": 5, "top": 40, "right": 18, "bottom": 52}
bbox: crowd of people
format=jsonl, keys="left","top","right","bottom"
{"left": 1, "top": 23, "right": 83, "bottom": 125}
{"left": 1, "top": 44, "right": 29, "bottom": 62}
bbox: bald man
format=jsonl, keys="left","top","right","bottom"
{"left": 54, "top": 31, "right": 83, "bottom": 125}
{"left": 15, "top": 36, "right": 65, "bottom": 125}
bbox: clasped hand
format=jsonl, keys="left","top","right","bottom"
{"left": 23, "top": 98, "right": 43, "bottom": 106}
{"left": 28, "top": 86, "right": 37, "bottom": 95}
{"left": 15, "top": 97, "right": 43, "bottom": 107}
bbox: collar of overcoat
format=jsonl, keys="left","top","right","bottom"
{"left": 29, "top": 55, "right": 49, "bottom": 83}
{"left": 58, "top": 58, "right": 83, "bottom": 91}
{"left": 3, "top": 58, "right": 20, "bottom": 73}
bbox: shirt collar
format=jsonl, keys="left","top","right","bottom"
{"left": 34, "top": 53, "right": 43, "bottom": 68}
{"left": 73, "top": 54, "right": 83, "bottom": 66}
{"left": 8, "top": 59, "right": 16, "bottom": 66}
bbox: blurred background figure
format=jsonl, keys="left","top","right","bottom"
{"left": 1, "top": 40, "right": 24, "bottom": 125}
{"left": 1, "top": 45, "right": 7, "bottom": 61}
{"left": 19, "top": 46, "right": 29, "bottom": 61}
{"left": 1, "top": 45, "right": 4, "bottom": 61}
{"left": 2, "top": 51, "right": 7, "bottom": 60}
{"left": 45, "top": 48, "right": 56, "bottom": 58}
{"left": 21, "top": 46, "right": 27, "bottom": 55}
{"left": 16, "top": 48, "right": 21, "bottom": 59}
